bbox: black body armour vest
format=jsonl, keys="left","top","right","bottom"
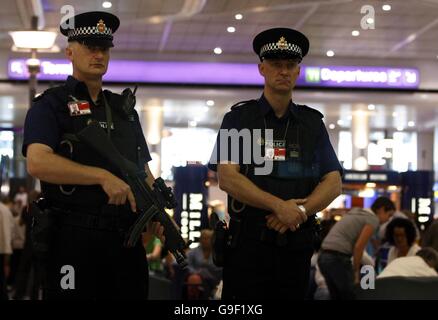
{"left": 37, "top": 85, "right": 145, "bottom": 208}
{"left": 228, "top": 100, "right": 323, "bottom": 226}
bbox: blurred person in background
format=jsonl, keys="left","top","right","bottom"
{"left": 378, "top": 247, "right": 438, "bottom": 278}
{"left": 13, "top": 186, "right": 28, "bottom": 211}
{"left": 6, "top": 201, "right": 26, "bottom": 292}
{"left": 317, "top": 197, "right": 394, "bottom": 299}
{"left": 385, "top": 217, "right": 421, "bottom": 265}
{"left": 0, "top": 197, "right": 14, "bottom": 300}
{"left": 143, "top": 234, "right": 164, "bottom": 275}
{"left": 186, "top": 229, "right": 222, "bottom": 299}
{"left": 422, "top": 220, "right": 438, "bottom": 253}
{"left": 13, "top": 190, "right": 40, "bottom": 300}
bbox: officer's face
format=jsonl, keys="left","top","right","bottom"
{"left": 258, "top": 58, "right": 300, "bottom": 93}
{"left": 66, "top": 41, "right": 110, "bottom": 79}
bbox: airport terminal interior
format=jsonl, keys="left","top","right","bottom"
{"left": 1, "top": 0, "right": 438, "bottom": 301}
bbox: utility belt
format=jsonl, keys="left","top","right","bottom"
{"left": 38, "top": 198, "right": 136, "bottom": 232}
{"left": 231, "top": 213, "right": 318, "bottom": 247}
{"left": 51, "top": 207, "right": 127, "bottom": 232}
{"left": 31, "top": 198, "right": 138, "bottom": 264}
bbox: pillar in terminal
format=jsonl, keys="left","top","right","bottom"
{"left": 140, "top": 99, "right": 163, "bottom": 177}
{"left": 351, "top": 105, "right": 369, "bottom": 171}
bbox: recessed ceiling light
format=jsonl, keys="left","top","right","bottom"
{"left": 189, "top": 120, "right": 197, "bottom": 127}
{"left": 408, "top": 121, "right": 415, "bottom": 127}
{"left": 392, "top": 112, "right": 398, "bottom": 117}
{"left": 367, "top": 18, "right": 374, "bottom": 24}
{"left": 397, "top": 126, "right": 404, "bottom": 131}
{"left": 326, "top": 50, "right": 335, "bottom": 57}
{"left": 214, "top": 47, "right": 222, "bottom": 55}
{"left": 382, "top": 4, "right": 391, "bottom": 11}
{"left": 352, "top": 30, "right": 360, "bottom": 37}
{"left": 337, "top": 119, "right": 344, "bottom": 126}
{"left": 235, "top": 14, "right": 243, "bottom": 20}
{"left": 102, "top": 1, "right": 112, "bottom": 9}
{"left": 368, "top": 104, "right": 375, "bottom": 110}
{"left": 206, "top": 100, "right": 215, "bottom": 106}
{"left": 329, "top": 124, "right": 336, "bottom": 130}
{"left": 227, "top": 26, "right": 236, "bottom": 33}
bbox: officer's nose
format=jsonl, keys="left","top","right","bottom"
{"left": 279, "top": 67, "right": 289, "bottom": 76}
{"left": 94, "top": 50, "right": 105, "bottom": 59}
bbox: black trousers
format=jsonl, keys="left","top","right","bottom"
{"left": 45, "top": 224, "right": 148, "bottom": 300}
{"left": 8, "top": 249, "right": 23, "bottom": 286}
{"left": 0, "top": 254, "right": 8, "bottom": 300}
{"left": 317, "top": 250, "right": 355, "bottom": 300}
{"left": 13, "top": 244, "right": 34, "bottom": 299}
{"left": 221, "top": 226, "right": 314, "bottom": 300}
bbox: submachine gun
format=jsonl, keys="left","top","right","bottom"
{"left": 76, "top": 121, "right": 188, "bottom": 268}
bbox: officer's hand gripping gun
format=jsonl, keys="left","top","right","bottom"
{"left": 76, "top": 121, "right": 188, "bottom": 268}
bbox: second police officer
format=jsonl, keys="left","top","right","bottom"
{"left": 209, "top": 28, "right": 343, "bottom": 299}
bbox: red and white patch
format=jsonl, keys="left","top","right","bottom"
{"left": 265, "top": 140, "right": 286, "bottom": 161}
{"left": 68, "top": 101, "right": 92, "bottom": 116}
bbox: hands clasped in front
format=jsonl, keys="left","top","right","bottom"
{"left": 266, "top": 198, "right": 308, "bottom": 234}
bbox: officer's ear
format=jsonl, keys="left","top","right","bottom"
{"left": 258, "top": 62, "right": 265, "bottom": 77}
{"left": 65, "top": 42, "right": 74, "bottom": 62}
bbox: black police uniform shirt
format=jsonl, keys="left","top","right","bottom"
{"left": 208, "top": 94, "right": 343, "bottom": 179}
{"left": 22, "top": 75, "right": 152, "bottom": 204}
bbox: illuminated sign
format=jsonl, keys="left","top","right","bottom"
{"left": 305, "top": 66, "right": 419, "bottom": 88}
{"left": 180, "top": 193, "right": 202, "bottom": 248}
{"left": 8, "top": 59, "right": 420, "bottom": 89}
{"left": 345, "top": 173, "right": 368, "bottom": 181}
{"left": 412, "top": 197, "right": 432, "bottom": 224}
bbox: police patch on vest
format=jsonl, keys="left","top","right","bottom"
{"left": 265, "top": 140, "right": 286, "bottom": 161}
{"left": 99, "top": 122, "right": 115, "bottom": 130}
{"left": 68, "top": 101, "right": 91, "bottom": 116}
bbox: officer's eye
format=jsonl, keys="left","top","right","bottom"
{"left": 86, "top": 46, "right": 108, "bottom": 53}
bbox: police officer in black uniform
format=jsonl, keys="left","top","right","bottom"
{"left": 208, "top": 28, "right": 343, "bottom": 299}
{"left": 22, "top": 11, "right": 163, "bottom": 299}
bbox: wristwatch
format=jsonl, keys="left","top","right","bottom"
{"left": 297, "top": 205, "right": 307, "bottom": 216}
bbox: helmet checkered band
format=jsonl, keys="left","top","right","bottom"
{"left": 68, "top": 25, "right": 112, "bottom": 38}
{"left": 260, "top": 39, "right": 302, "bottom": 57}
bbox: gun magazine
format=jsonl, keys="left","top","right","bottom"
{"left": 125, "top": 206, "right": 157, "bottom": 247}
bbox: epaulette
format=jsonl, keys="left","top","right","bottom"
{"left": 32, "top": 85, "right": 66, "bottom": 103}
{"left": 230, "top": 99, "right": 258, "bottom": 111}
{"left": 295, "top": 104, "right": 324, "bottom": 119}
{"left": 103, "top": 89, "right": 121, "bottom": 105}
